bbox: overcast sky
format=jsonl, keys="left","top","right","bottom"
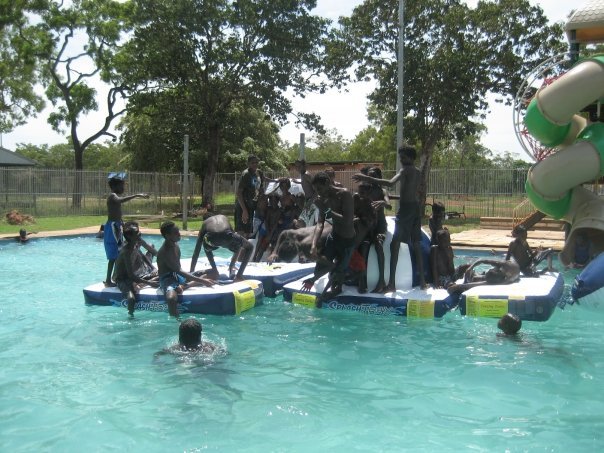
{"left": 2, "top": 0, "right": 572, "bottom": 162}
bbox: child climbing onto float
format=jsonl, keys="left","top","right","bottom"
{"left": 113, "top": 222, "right": 159, "bottom": 316}
{"left": 447, "top": 258, "right": 520, "bottom": 294}
{"left": 157, "top": 221, "right": 215, "bottom": 318}
{"left": 190, "top": 214, "right": 253, "bottom": 281}
{"left": 353, "top": 145, "right": 427, "bottom": 290}
{"left": 506, "top": 224, "right": 555, "bottom": 276}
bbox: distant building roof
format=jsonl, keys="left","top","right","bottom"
{"left": 0, "top": 147, "right": 37, "bottom": 167}
{"left": 566, "top": 0, "right": 604, "bottom": 43}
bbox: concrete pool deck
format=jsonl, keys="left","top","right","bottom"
{"left": 0, "top": 225, "right": 567, "bottom": 251}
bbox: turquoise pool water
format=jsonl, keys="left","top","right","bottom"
{"left": 1, "top": 236, "right": 603, "bottom": 451}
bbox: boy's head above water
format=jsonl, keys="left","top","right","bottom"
{"left": 498, "top": 313, "right": 522, "bottom": 335}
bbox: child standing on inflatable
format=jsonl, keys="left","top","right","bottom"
{"left": 103, "top": 172, "right": 149, "bottom": 287}
{"left": 353, "top": 145, "right": 427, "bottom": 291}
{"left": 157, "top": 221, "right": 215, "bottom": 318}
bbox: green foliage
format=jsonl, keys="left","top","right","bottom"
{"left": 16, "top": 141, "right": 127, "bottom": 170}
{"left": 330, "top": 0, "right": 564, "bottom": 202}
{"left": 30, "top": 0, "right": 133, "bottom": 170}
{"left": 0, "top": 0, "right": 47, "bottom": 132}
{"left": 117, "top": 0, "right": 330, "bottom": 203}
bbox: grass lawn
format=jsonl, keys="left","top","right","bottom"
{"left": 1, "top": 213, "right": 479, "bottom": 235}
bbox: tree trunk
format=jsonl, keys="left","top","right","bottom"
{"left": 202, "top": 123, "right": 221, "bottom": 208}
{"left": 72, "top": 145, "right": 84, "bottom": 209}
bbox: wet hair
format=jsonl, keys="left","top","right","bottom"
{"left": 485, "top": 268, "right": 505, "bottom": 284}
{"left": 277, "top": 238, "right": 299, "bottom": 262}
{"left": 512, "top": 224, "right": 527, "bottom": 237}
{"left": 179, "top": 318, "right": 202, "bottom": 348}
{"left": 398, "top": 144, "right": 417, "bottom": 161}
{"left": 123, "top": 221, "right": 140, "bottom": 242}
{"left": 498, "top": 313, "right": 522, "bottom": 335}
{"left": 367, "top": 167, "right": 382, "bottom": 179}
{"left": 19, "top": 229, "right": 27, "bottom": 238}
{"left": 247, "top": 155, "right": 259, "bottom": 163}
{"left": 360, "top": 165, "right": 372, "bottom": 175}
{"left": 311, "top": 171, "right": 331, "bottom": 187}
{"left": 324, "top": 166, "right": 335, "bottom": 177}
{"left": 160, "top": 221, "right": 176, "bottom": 238}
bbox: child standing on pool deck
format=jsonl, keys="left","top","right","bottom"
{"left": 353, "top": 145, "right": 427, "bottom": 291}
{"left": 103, "top": 172, "right": 149, "bottom": 286}
{"left": 157, "top": 221, "right": 215, "bottom": 318}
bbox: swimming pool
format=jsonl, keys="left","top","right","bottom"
{"left": 1, "top": 235, "right": 602, "bottom": 451}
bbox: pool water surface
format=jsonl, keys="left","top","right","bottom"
{"left": 0, "top": 235, "right": 603, "bottom": 451}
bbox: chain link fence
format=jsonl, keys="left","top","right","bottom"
{"left": 2, "top": 166, "right": 598, "bottom": 220}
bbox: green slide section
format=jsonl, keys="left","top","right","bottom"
{"left": 524, "top": 98, "right": 570, "bottom": 148}
{"left": 525, "top": 178, "right": 572, "bottom": 219}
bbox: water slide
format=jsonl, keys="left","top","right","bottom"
{"left": 524, "top": 55, "right": 604, "bottom": 266}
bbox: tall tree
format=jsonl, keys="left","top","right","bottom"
{"left": 330, "top": 0, "right": 565, "bottom": 205}
{"left": 118, "top": 0, "right": 329, "bottom": 205}
{"left": 16, "top": 1, "right": 133, "bottom": 206}
{"left": 0, "top": 0, "right": 47, "bottom": 132}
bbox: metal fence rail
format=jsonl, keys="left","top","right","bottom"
{"left": 0, "top": 166, "right": 571, "bottom": 220}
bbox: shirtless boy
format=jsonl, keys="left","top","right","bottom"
{"left": 190, "top": 214, "right": 253, "bottom": 281}
{"left": 447, "top": 258, "right": 520, "bottom": 294}
{"left": 506, "top": 225, "right": 554, "bottom": 276}
{"left": 430, "top": 229, "right": 469, "bottom": 289}
{"left": 113, "top": 222, "right": 159, "bottom": 316}
{"left": 267, "top": 223, "right": 333, "bottom": 263}
{"left": 353, "top": 145, "right": 427, "bottom": 291}
{"left": 301, "top": 172, "right": 355, "bottom": 303}
{"left": 157, "top": 221, "right": 215, "bottom": 318}
{"left": 104, "top": 173, "right": 149, "bottom": 286}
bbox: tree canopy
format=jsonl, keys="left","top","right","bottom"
{"left": 117, "top": 0, "right": 330, "bottom": 204}
{"left": 329, "top": 0, "right": 565, "bottom": 203}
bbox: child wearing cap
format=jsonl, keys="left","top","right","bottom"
{"left": 103, "top": 172, "right": 149, "bottom": 286}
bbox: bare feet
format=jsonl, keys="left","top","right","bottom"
{"left": 383, "top": 283, "right": 396, "bottom": 293}
{"left": 372, "top": 282, "right": 385, "bottom": 293}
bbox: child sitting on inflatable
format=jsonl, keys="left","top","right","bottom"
{"left": 113, "top": 222, "right": 160, "bottom": 316}
{"left": 429, "top": 229, "right": 470, "bottom": 289}
{"left": 506, "top": 225, "right": 554, "bottom": 276}
{"left": 158, "top": 221, "right": 215, "bottom": 318}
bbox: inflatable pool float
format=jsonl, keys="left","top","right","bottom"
{"left": 572, "top": 252, "right": 604, "bottom": 308}
{"left": 283, "top": 273, "right": 458, "bottom": 317}
{"left": 457, "top": 272, "right": 564, "bottom": 321}
{"left": 282, "top": 218, "right": 462, "bottom": 317}
{"left": 184, "top": 258, "right": 315, "bottom": 297}
{"left": 83, "top": 279, "right": 264, "bottom": 315}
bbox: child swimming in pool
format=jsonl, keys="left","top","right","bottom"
{"left": 155, "top": 318, "right": 224, "bottom": 356}
{"left": 157, "top": 221, "right": 215, "bottom": 318}
{"left": 498, "top": 313, "right": 522, "bottom": 336}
